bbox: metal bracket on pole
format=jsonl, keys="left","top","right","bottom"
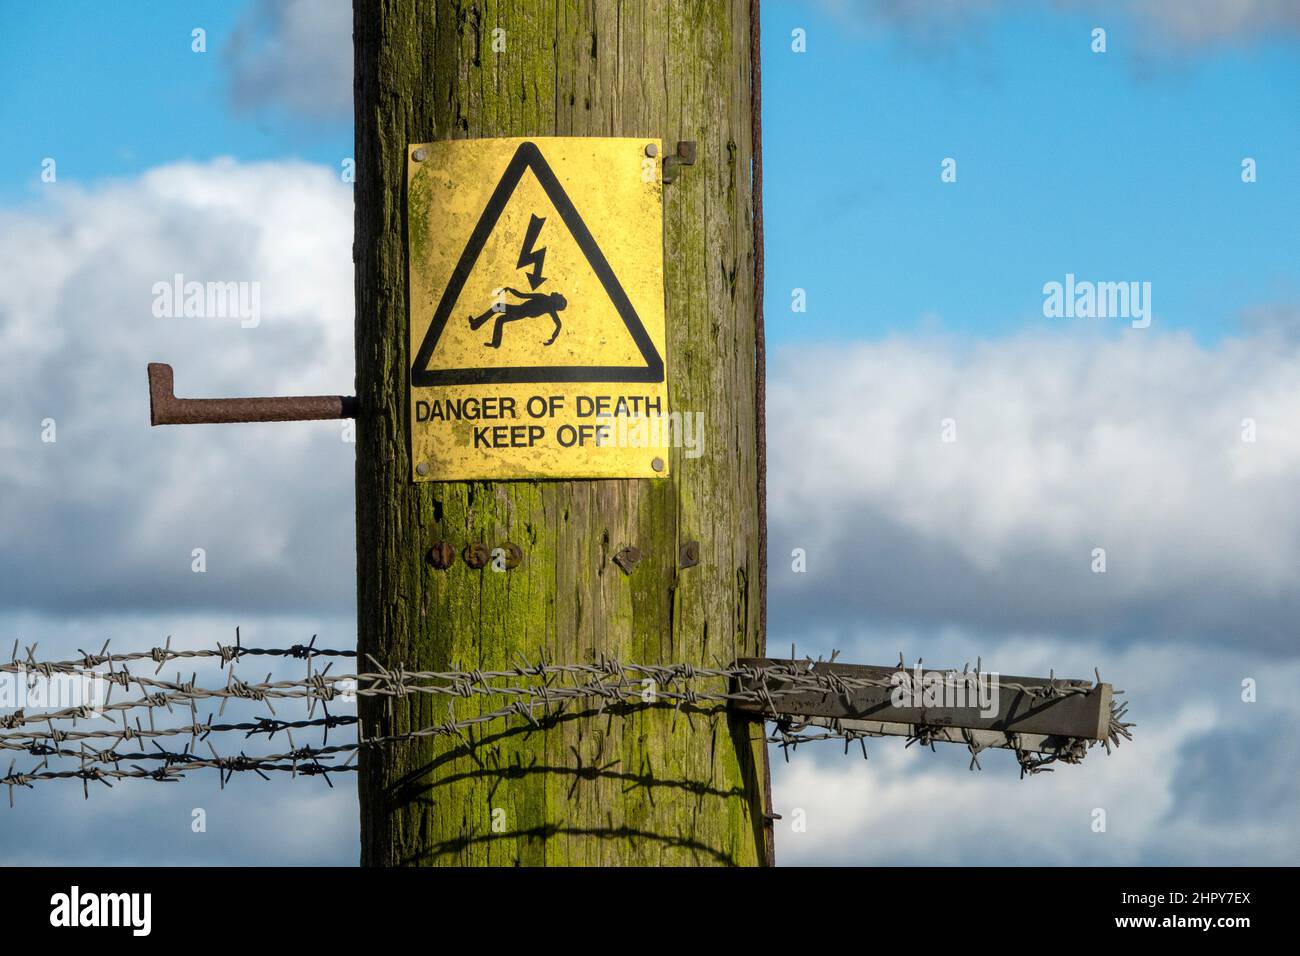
{"left": 147, "top": 363, "right": 357, "bottom": 426}
{"left": 730, "top": 658, "right": 1115, "bottom": 751}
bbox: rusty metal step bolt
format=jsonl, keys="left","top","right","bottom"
{"left": 491, "top": 543, "right": 524, "bottom": 572}
{"left": 426, "top": 541, "right": 456, "bottom": 570}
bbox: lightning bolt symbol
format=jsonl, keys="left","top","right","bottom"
{"left": 516, "top": 214, "right": 548, "bottom": 290}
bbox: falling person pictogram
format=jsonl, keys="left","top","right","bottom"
{"left": 468, "top": 288, "right": 568, "bottom": 348}
{"left": 467, "top": 214, "right": 567, "bottom": 349}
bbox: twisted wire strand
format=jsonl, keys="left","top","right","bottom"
{"left": 0, "top": 638, "right": 1134, "bottom": 802}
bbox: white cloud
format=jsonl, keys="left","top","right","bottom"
{"left": 769, "top": 329, "right": 1300, "bottom": 649}
{"left": 818, "top": 0, "right": 1300, "bottom": 50}
{"left": 0, "top": 158, "right": 355, "bottom": 615}
{"left": 224, "top": 0, "right": 353, "bottom": 120}
{"left": 1130, "top": 0, "right": 1300, "bottom": 46}
{"left": 0, "top": 161, "right": 355, "bottom": 865}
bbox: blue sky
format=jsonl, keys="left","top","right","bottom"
{"left": 761, "top": 2, "right": 1300, "bottom": 344}
{"left": 2, "top": 0, "right": 1299, "bottom": 866}
{"left": 0, "top": 1, "right": 351, "bottom": 201}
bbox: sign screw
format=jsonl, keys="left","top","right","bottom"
{"left": 415, "top": 462, "right": 430, "bottom": 476}
{"left": 644, "top": 143, "right": 658, "bottom": 158}
{"left": 412, "top": 148, "right": 427, "bottom": 162}
{"left": 651, "top": 457, "right": 665, "bottom": 472}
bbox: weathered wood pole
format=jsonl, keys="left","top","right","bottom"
{"left": 354, "top": 0, "right": 767, "bottom": 866}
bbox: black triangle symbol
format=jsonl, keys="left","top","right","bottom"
{"left": 411, "top": 141, "right": 666, "bottom": 387}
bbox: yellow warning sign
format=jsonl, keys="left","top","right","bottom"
{"left": 406, "top": 137, "right": 670, "bottom": 481}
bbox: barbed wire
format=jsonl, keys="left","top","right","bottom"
{"left": 0, "top": 644, "right": 1105, "bottom": 729}
{"left": 0, "top": 636, "right": 1134, "bottom": 803}
{"left": 1, "top": 632, "right": 353, "bottom": 679}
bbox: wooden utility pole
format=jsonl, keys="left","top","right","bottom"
{"left": 352, "top": 0, "right": 768, "bottom": 866}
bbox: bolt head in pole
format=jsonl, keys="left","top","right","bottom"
{"left": 426, "top": 542, "right": 456, "bottom": 569}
